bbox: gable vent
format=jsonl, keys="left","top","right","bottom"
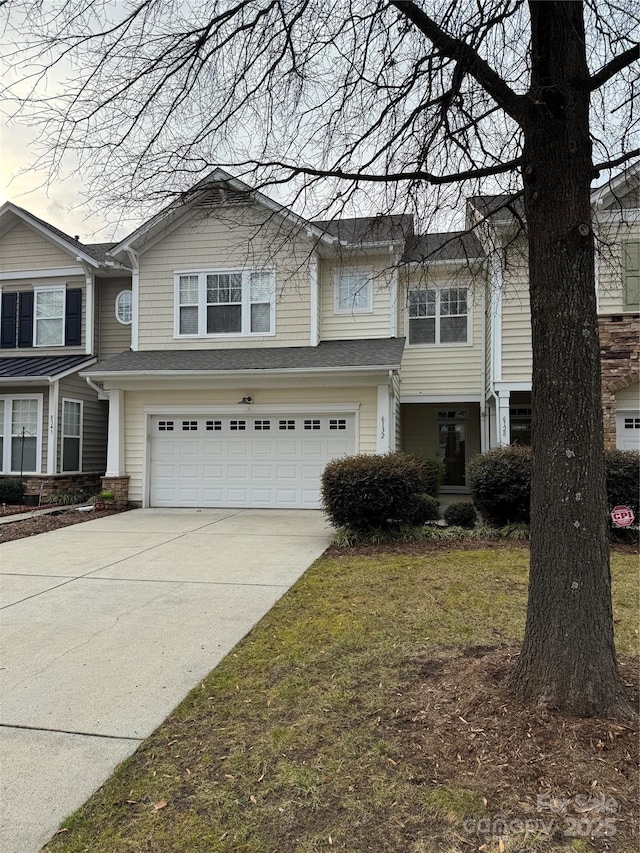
{"left": 193, "top": 185, "right": 251, "bottom": 208}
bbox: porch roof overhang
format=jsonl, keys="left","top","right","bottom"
{"left": 0, "top": 354, "right": 97, "bottom": 384}
{"left": 83, "top": 338, "right": 406, "bottom": 380}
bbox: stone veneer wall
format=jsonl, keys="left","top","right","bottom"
{"left": 599, "top": 314, "right": 640, "bottom": 448}
{"left": 9, "top": 472, "right": 104, "bottom": 500}
{"left": 100, "top": 476, "right": 131, "bottom": 507}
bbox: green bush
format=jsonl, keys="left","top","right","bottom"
{"left": 322, "top": 453, "right": 440, "bottom": 532}
{"left": 443, "top": 501, "right": 477, "bottom": 528}
{"left": 0, "top": 478, "right": 26, "bottom": 504}
{"left": 405, "top": 454, "right": 445, "bottom": 499}
{"left": 468, "top": 445, "right": 639, "bottom": 528}
{"left": 604, "top": 449, "right": 639, "bottom": 516}
{"left": 467, "top": 445, "right": 532, "bottom": 526}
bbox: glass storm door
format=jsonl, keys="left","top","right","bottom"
{"left": 438, "top": 421, "right": 467, "bottom": 487}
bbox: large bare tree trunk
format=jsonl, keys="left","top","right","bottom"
{"left": 508, "top": 1, "right": 632, "bottom": 717}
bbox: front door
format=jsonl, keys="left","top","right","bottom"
{"left": 438, "top": 421, "right": 467, "bottom": 488}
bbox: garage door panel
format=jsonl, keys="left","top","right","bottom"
{"left": 150, "top": 413, "right": 355, "bottom": 508}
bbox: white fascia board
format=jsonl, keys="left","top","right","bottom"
{"left": 405, "top": 256, "right": 484, "bottom": 268}
{"left": 494, "top": 380, "right": 532, "bottom": 392}
{"left": 0, "top": 266, "right": 85, "bottom": 281}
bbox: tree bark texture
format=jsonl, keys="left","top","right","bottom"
{"left": 508, "top": 1, "right": 632, "bottom": 717}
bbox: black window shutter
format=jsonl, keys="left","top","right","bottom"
{"left": 65, "top": 288, "right": 82, "bottom": 346}
{"left": 18, "top": 291, "right": 34, "bottom": 348}
{"left": 1, "top": 292, "right": 17, "bottom": 348}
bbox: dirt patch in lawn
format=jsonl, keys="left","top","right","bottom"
{"left": 379, "top": 645, "right": 638, "bottom": 852}
{"left": 0, "top": 507, "right": 131, "bottom": 542}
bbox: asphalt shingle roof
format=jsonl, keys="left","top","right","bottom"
{"left": 314, "top": 214, "right": 414, "bottom": 245}
{"left": 402, "top": 231, "right": 485, "bottom": 263}
{"left": 88, "top": 338, "right": 406, "bottom": 375}
{"left": 0, "top": 354, "right": 95, "bottom": 379}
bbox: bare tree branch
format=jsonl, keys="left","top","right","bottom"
{"left": 587, "top": 44, "right": 640, "bottom": 90}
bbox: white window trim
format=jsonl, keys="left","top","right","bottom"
{"left": 34, "top": 284, "right": 66, "bottom": 348}
{"left": 333, "top": 268, "right": 374, "bottom": 315}
{"left": 115, "top": 290, "right": 133, "bottom": 325}
{"left": 406, "top": 286, "right": 473, "bottom": 347}
{"left": 173, "top": 269, "right": 276, "bottom": 338}
{"left": 61, "top": 398, "right": 83, "bottom": 473}
{"left": 0, "top": 394, "right": 44, "bottom": 475}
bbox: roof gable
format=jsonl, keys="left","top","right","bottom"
{"left": 0, "top": 202, "right": 106, "bottom": 267}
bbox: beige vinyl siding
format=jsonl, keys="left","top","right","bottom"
{"left": 58, "top": 374, "right": 108, "bottom": 472}
{"left": 121, "top": 384, "right": 377, "bottom": 504}
{"left": 137, "top": 206, "right": 314, "bottom": 350}
{"left": 596, "top": 223, "right": 640, "bottom": 314}
{"left": 500, "top": 245, "right": 532, "bottom": 381}
{"left": 616, "top": 383, "right": 639, "bottom": 408}
{"left": 0, "top": 221, "right": 76, "bottom": 272}
{"left": 0, "top": 276, "right": 87, "bottom": 356}
{"left": 401, "top": 402, "right": 481, "bottom": 462}
{"left": 320, "top": 255, "right": 393, "bottom": 340}
{"left": 97, "top": 276, "right": 133, "bottom": 358}
{"left": 399, "top": 270, "right": 485, "bottom": 397}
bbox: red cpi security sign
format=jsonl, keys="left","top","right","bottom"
{"left": 611, "top": 505, "right": 635, "bottom": 527}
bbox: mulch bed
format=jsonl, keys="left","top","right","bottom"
{"left": 382, "top": 646, "right": 639, "bottom": 851}
{"left": 0, "top": 507, "right": 130, "bottom": 542}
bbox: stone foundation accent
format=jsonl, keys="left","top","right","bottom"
{"left": 599, "top": 314, "right": 640, "bottom": 448}
{"left": 12, "top": 472, "right": 104, "bottom": 501}
{"left": 100, "top": 476, "right": 130, "bottom": 507}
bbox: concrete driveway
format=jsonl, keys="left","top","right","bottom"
{"left": 0, "top": 508, "right": 332, "bottom": 853}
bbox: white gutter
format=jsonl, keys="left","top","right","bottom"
{"left": 84, "top": 363, "right": 404, "bottom": 380}
{"left": 85, "top": 375, "right": 109, "bottom": 401}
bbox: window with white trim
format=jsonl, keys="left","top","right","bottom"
{"left": 334, "top": 270, "right": 372, "bottom": 313}
{"left": 62, "top": 399, "right": 82, "bottom": 472}
{"left": 115, "top": 290, "right": 133, "bottom": 324}
{"left": 175, "top": 270, "right": 275, "bottom": 336}
{"left": 408, "top": 287, "right": 469, "bottom": 344}
{"left": 35, "top": 287, "right": 65, "bottom": 346}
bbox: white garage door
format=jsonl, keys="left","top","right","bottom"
{"left": 149, "top": 413, "right": 355, "bottom": 508}
{"left": 616, "top": 411, "right": 640, "bottom": 451}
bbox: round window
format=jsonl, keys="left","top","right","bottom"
{"left": 115, "top": 290, "right": 133, "bottom": 325}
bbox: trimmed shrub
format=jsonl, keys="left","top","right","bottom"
{"left": 0, "top": 478, "right": 26, "bottom": 504}
{"left": 322, "top": 452, "right": 440, "bottom": 532}
{"left": 604, "top": 449, "right": 639, "bottom": 516}
{"left": 405, "top": 455, "right": 445, "bottom": 499}
{"left": 467, "top": 445, "right": 532, "bottom": 526}
{"left": 444, "top": 501, "right": 477, "bottom": 529}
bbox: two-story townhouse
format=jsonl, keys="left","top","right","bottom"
{"left": 84, "top": 171, "right": 411, "bottom": 508}
{"left": 0, "top": 203, "right": 132, "bottom": 497}
{"left": 471, "top": 164, "right": 639, "bottom": 455}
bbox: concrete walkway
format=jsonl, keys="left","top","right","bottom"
{"left": 0, "top": 508, "right": 332, "bottom": 853}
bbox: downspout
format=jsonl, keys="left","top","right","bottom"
{"left": 85, "top": 376, "right": 109, "bottom": 401}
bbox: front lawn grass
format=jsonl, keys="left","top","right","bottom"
{"left": 44, "top": 548, "right": 638, "bottom": 853}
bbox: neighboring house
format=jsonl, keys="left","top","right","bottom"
{"left": 0, "top": 203, "right": 132, "bottom": 497}
{"left": 2, "top": 165, "right": 637, "bottom": 507}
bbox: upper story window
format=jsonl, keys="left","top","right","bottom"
{"left": 622, "top": 241, "right": 639, "bottom": 310}
{"left": 35, "top": 287, "right": 65, "bottom": 346}
{"left": 334, "top": 270, "right": 372, "bottom": 314}
{"left": 115, "top": 290, "right": 133, "bottom": 325}
{"left": 175, "top": 270, "right": 275, "bottom": 337}
{"left": 1, "top": 286, "right": 82, "bottom": 350}
{"left": 408, "top": 287, "right": 469, "bottom": 345}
